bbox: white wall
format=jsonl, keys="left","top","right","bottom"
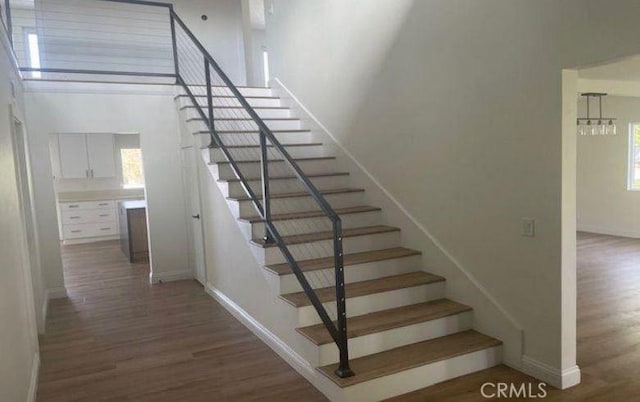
{"left": 24, "top": 82, "right": 191, "bottom": 283}
{"left": 577, "top": 96, "right": 640, "bottom": 236}
{"left": 264, "top": 0, "right": 640, "bottom": 387}
{"left": 0, "top": 24, "right": 40, "bottom": 402}
{"left": 166, "top": 0, "right": 248, "bottom": 85}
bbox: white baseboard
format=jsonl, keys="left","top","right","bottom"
{"left": 45, "top": 286, "right": 67, "bottom": 300}
{"left": 577, "top": 224, "right": 640, "bottom": 238}
{"left": 40, "top": 295, "right": 48, "bottom": 334}
{"left": 150, "top": 269, "right": 193, "bottom": 284}
{"left": 27, "top": 352, "right": 40, "bottom": 402}
{"left": 521, "top": 355, "right": 581, "bottom": 389}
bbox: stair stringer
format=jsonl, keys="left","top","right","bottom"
{"left": 272, "top": 78, "right": 525, "bottom": 371}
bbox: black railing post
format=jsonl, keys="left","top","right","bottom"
{"left": 169, "top": 10, "right": 178, "bottom": 80}
{"left": 4, "top": 0, "right": 12, "bottom": 47}
{"left": 260, "top": 129, "right": 273, "bottom": 244}
{"left": 333, "top": 219, "right": 353, "bottom": 378}
{"left": 204, "top": 59, "right": 217, "bottom": 148}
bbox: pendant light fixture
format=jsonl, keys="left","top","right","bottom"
{"left": 577, "top": 93, "right": 617, "bottom": 136}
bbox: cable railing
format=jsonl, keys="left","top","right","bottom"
{"left": 3, "top": 0, "right": 354, "bottom": 378}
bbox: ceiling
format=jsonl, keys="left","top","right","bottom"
{"left": 579, "top": 55, "right": 640, "bottom": 82}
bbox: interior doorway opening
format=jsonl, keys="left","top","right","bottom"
{"left": 562, "top": 54, "right": 640, "bottom": 393}
{"left": 47, "top": 132, "right": 151, "bottom": 287}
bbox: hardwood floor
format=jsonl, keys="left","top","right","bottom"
{"left": 38, "top": 233, "right": 640, "bottom": 401}
{"left": 388, "top": 232, "right": 640, "bottom": 401}
{"left": 37, "top": 241, "right": 327, "bottom": 402}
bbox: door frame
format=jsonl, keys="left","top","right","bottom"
{"left": 181, "top": 145, "right": 207, "bottom": 285}
{"left": 9, "top": 105, "right": 44, "bottom": 336}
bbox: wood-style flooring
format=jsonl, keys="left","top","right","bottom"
{"left": 36, "top": 241, "right": 327, "bottom": 402}
{"left": 37, "top": 232, "right": 640, "bottom": 401}
{"left": 389, "top": 232, "right": 640, "bottom": 401}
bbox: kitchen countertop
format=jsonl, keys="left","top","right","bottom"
{"left": 57, "top": 189, "right": 145, "bottom": 202}
{"left": 119, "top": 200, "right": 147, "bottom": 210}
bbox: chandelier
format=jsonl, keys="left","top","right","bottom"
{"left": 577, "top": 93, "right": 616, "bottom": 136}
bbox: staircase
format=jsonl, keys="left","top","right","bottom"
{"left": 174, "top": 86, "right": 503, "bottom": 401}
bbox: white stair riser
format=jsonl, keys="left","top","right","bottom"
{"left": 222, "top": 175, "right": 350, "bottom": 199}
{"left": 195, "top": 132, "right": 313, "bottom": 148}
{"left": 216, "top": 158, "right": 338, "bottom": 180}
{"left": 246, "top": 210, "right": 382, "bottom": 239}
{"left": 340, "top": 346, "right": 502, "bottom": 402}
{"left": 182, "top": 87, "right": 273, "bottom": 97}
{"left": 181, "top": 107, "right": 291, "bottom": 120}
{"left": 188, "top": 119, "right": 302, "bottom": 132}
{"left": 209, "top": 145, "right": 326, "bottom": 163}
{"left": 296, "top": 282, "right": 446, "bottom": 326}
{"left": 177, "top": 96, "right": 281, "bottom": 109}
{"left": 315, "top": 311, "right": 473, "bottom": 366}
{"left": 258, "top": 230, "right": 401, "bottom": 265}
{"left": 234, "top": 191, "right": 364, "bottom": 216}
{"left": 275, "top": 255, "right": 422, "bottom": 294}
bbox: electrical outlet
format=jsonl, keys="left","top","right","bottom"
{"left": 521, "top": 218, "right": 535, "bottom": 237}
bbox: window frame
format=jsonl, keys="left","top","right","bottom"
{"left": 628, "top": 123, "right": 640, "bottom": 191}
{"left": 120, "top": 148, "right": 145, "bottom": 189}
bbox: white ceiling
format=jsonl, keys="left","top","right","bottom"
{"left": 579, "top": 55, "right": 640, "bottom": 82}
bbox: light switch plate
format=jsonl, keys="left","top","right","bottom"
{"left": 521, "top": 218, "right": 535, "bottom": 237}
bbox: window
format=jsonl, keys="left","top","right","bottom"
{"left": 262, "top": 48, "right": 270, "bottom": 87}
{"left": 629, "top": 124, "right": 640, "bottom": 190}
{"left": 121, "top": 148, "right": 144, "bottom": 188}
{"left": 27, "top": 32, "right": 41, "bottom": 78}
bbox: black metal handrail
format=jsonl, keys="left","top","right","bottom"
{"left": 3, "top": 0, "right": 353, "bottom": 378}
{"left": 170, "top": 11, "right": 353, "bottom": 378}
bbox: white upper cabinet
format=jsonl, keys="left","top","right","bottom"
{"left": 86, "top": 134, "right": 116, "bottom": 178}
{"left": 57, "top": 133, "right": 116, "bottom": 179}
{"left": 58, "top": 134, "right": 89, "bottom": 179}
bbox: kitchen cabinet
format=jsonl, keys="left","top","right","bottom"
{"left": 58, "top": 200, "right": 119, "bottom": 243}
{"left": 57, "top": 133, "right": 116, "bottom": 179}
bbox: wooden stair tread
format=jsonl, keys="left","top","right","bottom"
{"left": 213, "top": 156, "right": 334, "bottom": 165}
{"left": 240, "top": 205, "right": 381, "bottom": 224}
{"left": 229, "top": 187, "right": 364, "bottom": 202}
{"left": 207, "top": 142, "right": 321, "bottom": 149}
{"left": 221, "top": 171, "right": 347, "bottom": 183}
{"left": 297, "top": 299, "right": 471, "bottom": 345}
{"left": 175, "top": 94, "right": 280, "bottom": 99}
{"left": 318, "top": 330, "right": 501, "bottom": 387}
{"left": 252, "top": 225, "right": 399, "bottom": 248}
{"left": 266, "top": 247, "right": 420, "bottom": 276}
{"left": 181, "top": 105, "right": 289, "bottom": 110}
{"left": 188, "top": 117, "right": 299, "bottom": 122}
{"left": 279, "top": 271, "right": 441, "bottom": 307}
{"left": 197, "top": 129, "right": 310, "bottom": 134}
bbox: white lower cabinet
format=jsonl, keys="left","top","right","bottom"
{"left": 59, "top": 200, "right": 120, "bottom": 243}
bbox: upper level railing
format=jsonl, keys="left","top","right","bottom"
{"left": 2, "top": 0, "right": 354, "bottom": 378}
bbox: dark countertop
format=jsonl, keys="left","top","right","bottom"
{"left": 118, "top": 199, "right": 147, "bottom": 210}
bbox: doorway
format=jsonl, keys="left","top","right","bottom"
{"left": 10, "top": 110, "right": 45, "bottom": 334}
{"left": 181, "top": 145, "right": 207, "bottom": 285}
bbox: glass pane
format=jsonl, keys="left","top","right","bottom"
{"left": 121, "top": 148, "right": 144, "bottom": 188}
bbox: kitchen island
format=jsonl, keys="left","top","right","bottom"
{"left": 118, "top": 200, "right": 149, "bottom": 263}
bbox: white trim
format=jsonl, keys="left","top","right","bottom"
{"left": 27, "top": 352, "right": 40, "bottom": 402}
{"left": 40, "top": 295, "right": 48, "bottom": 333}
{"left": 577, "top": 225, "right": 640, "bottom": 238}
{"left": 150, "top": 269, "right": 193, "bottom": 284}
{"left": 521, "top": 355, "right": 581, "bottom": 390}
{"left": 45, "top": 286, "right": 67, "bottom": 300}
{"left": 273, "top": 77, "right": 523, "bottom": 334}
